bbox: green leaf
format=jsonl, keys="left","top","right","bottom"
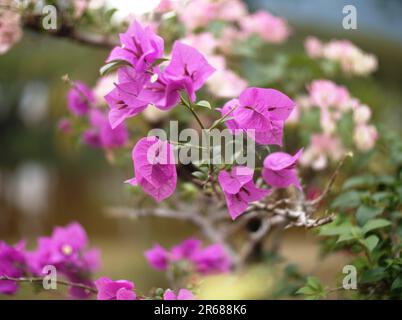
{"left": 306, "top": 276, "right": 323, "bottom": 291}
{"left": 319, "top": 223, "right": 352, "bottom": 236}
{"left": 104, "top": 8, "right": 118, "bottom": 21}
{"left": 342, "top": 175, "right": 375, "bottom": 190}
{"left": 337, "top": 233, "right": 359, "bottom": 243}
{"left": 296, "top": 286, "right": 316, "bottom": 295}
{"left": 391, "top": 276, "right": 402, "bottom": 291}
{"left": 196, "top": 100, "right": 212, "bottom": 109}
{"left": 99, "top": 60, "right": 130, "bottom": 76}
{"left": 331, "top": 191, "right": 361, "bottom": 210}
{"left": 356, "top": 205, "right": 383, "bottom": 226}
{"left": 361, "top": 235, "right": 379, "bottom": 252}
{"left": 360, "top": 268, "right": 386, "bottom": 283}
{"left": 371, "top": 191, "right": 393, "bottom": 203}
{"left": 362, "top": 219, "right": 391, "bottom": 234}
{"left": 191, "top": 171, "right": 206, "bottom": 180}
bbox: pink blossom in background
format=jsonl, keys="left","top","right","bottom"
{"left": 144, "top": 244, "right": 169, "bottom": 271}
{"left": 126, "top": 136, "right": 177, "bottom": 202}
{"left": 145, "top": 238, "right": 232, "bottom": 275}
{"left": 156, "top": 0, "right": 174, "bottom": 13}
{"left": 207, "top": 68, "right": 248, "bottom": 98}
{"left": 57, "top": 118, "right": 72, "bottom": 133}
{"left": 163, "top": 289, "right": 195, "bottom": 300}
{"left": 95, "top": 276, "right": 136, "bottom": 300}
{"left": 218, "top": 26, "right": 244, "bottom": 54}
{"left": 93, "top": 73, "right": 117, "bottom": 105}
{"left": 191, "top": 243, "right": 232, "bottom": 274}
{"left": 82, "top": 109, "right": 129, "bottom": 149}
{"left": 73, "top": 0, "right": 89, "bottom": 18}
{"left": 218, "top": 166, "right": 270, "bottom": 220}
{"left": 0, "top": 8, "right": 22, "bottom": 54}
{"left": 300, "top": 134, "right": 344, "bottom": 171}
{"left": 67, "top": 81, "right": 95, "bottom": 116}
{"left": 216, "top": 0, "right": 247, "bottom": 22}
{"left": 176, "top": 0, "right": 218, "bottom": 31}
{"left": 305, "top": 37, "right": 378, "bottom": 76}
{"left": 353, "top": 104, "right": 372, "bottom": 125}
{"left": 304, "top": 36, "right": 323, "bottom": 58}
{"left": 354, "top": 124, "right": 378, "bottom": 152}
{"left": 308, "top": 80, "right": 351, "bottom": 110}
{"left": 107, "top": 20, "right": 164, "bottom": 72}
{"left": 181, "top": 32, "right": 218, "bottom": 57}
{"left": 262, "top": 149, "right": 303, "bottom": 190}
{"left": 240, "top": 11, "right": 290, "bottom": 44}
{"left": 171, "top": 238, "right": 202, "bottom": 261}
{"left": 0, "top": 241, "right": 27, "bottom": 294}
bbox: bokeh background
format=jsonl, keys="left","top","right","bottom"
{"left": 1, "top": 0, "right": 402, "bottom": 299}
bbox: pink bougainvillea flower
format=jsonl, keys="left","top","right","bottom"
{"left": 144, "top": 244, "right": 169, "bottom": 271}
{"left": 176, "top": 0, "right": 218, "bottom": 31}
{"left": 58, "top": 118, "right": 72, "bottom": 134}
{"left": 218, "top": 166, "right": 270, "bottom": 220}
{"left": 299, "top": 134, "right": 344, "bottom": 171}
{"left": 219, "top": 97, "right": 285, "bottom": 146}
{"left": 308, "top": 80, "right": 351, "bottom": 110}
{"left": 191, "top": 243, "right": 232, "bottom": 275}
{"left": 240, "top": 11, "right": 290, "bottom": 44}
{"left": 126, "top": 136, "right": 177, "bottom": 202}
{"left": 67, "top": 81, "right": 95, "bottom": 116}
{"left": 171, "top": 237, "right": 201, "bottom": 261}
{"left": 207, "top": 68, "right": 248, "bottom": 99}
{"left": 162, "top": 41, "right": 216, "bottom": 104}
{"left": 223, "top": 87, "right": 294, "bottom": 146}
{"left": 0, "top": 8, "right": 22, "bottom": 54}
{"left": 163, "top": 289, "right": 195, "bottom": 300}
{"left": 95, "top": 276, "right": 136, "bottom": 300}
{"left": 262, "top": 149, "right": 303, "bottom": 190}
{"left": 145, "top": 238, "right": 232, "bottom": 275}
{"left": 82, "top": 109, "right": 128, "bottom": 149}
{"left": 353, "top": 124, "right": 378, "bottom": 152}
{"left": 304, "top": 36, "right": 323, "bottom": 58}
{"left": 0, "top": 241, "right": 27, "bottom": 295}
{"left": 106, "top": 20, "right": 164, "bottom": 72}
{"left": 235, "top": 87, "right": 295, "bottom": 127}
{"left": 27, "top": 222, "right": 100, "bottom": 278}
{"left": 105, "top": 66, "right": 164, "bottom": 129}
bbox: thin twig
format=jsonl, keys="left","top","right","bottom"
{"left": 0, "top": 275, "right": 97, "bottom": 294}
{"left": 308, "top": 152, "right": 353, "bottom": 206}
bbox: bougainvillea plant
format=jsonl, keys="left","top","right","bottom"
{"left": 0, "top": 0, "right": 388, "bottom": 300}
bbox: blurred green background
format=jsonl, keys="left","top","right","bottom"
{"left": 0, "top": 0, "right": 401, "bottom": 299}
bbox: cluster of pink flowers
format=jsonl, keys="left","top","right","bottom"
{"left": 145, "top": 238, "right": 231, "bottom": 275}
{"left": 156, "top": 0, "right": 290, "bottom": 98}
{"left": 293, "top": 79, "right": 377, "bottom": 170}
{"left": 94, "top": 276, "right": 194, "bottom": 300}
{"left": 63, "top": 79, "right": 129, "bottom": 150}
{"left": 167, "top": 0, "right": 290, "bottom": 44}
{"left": 0, "top": 3, "right": 22, "bottom": 54}
{"left": 304, "top": 36, "right": 377, "bottom": 76}
{"left": 0, "top": 223, "right": 100, "bottom": 298}
{"left": 104, "top": 20, "right": 215, "bottom": 128}
{"left": 103, "top": 20, "right": 303, "bottom": 220}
